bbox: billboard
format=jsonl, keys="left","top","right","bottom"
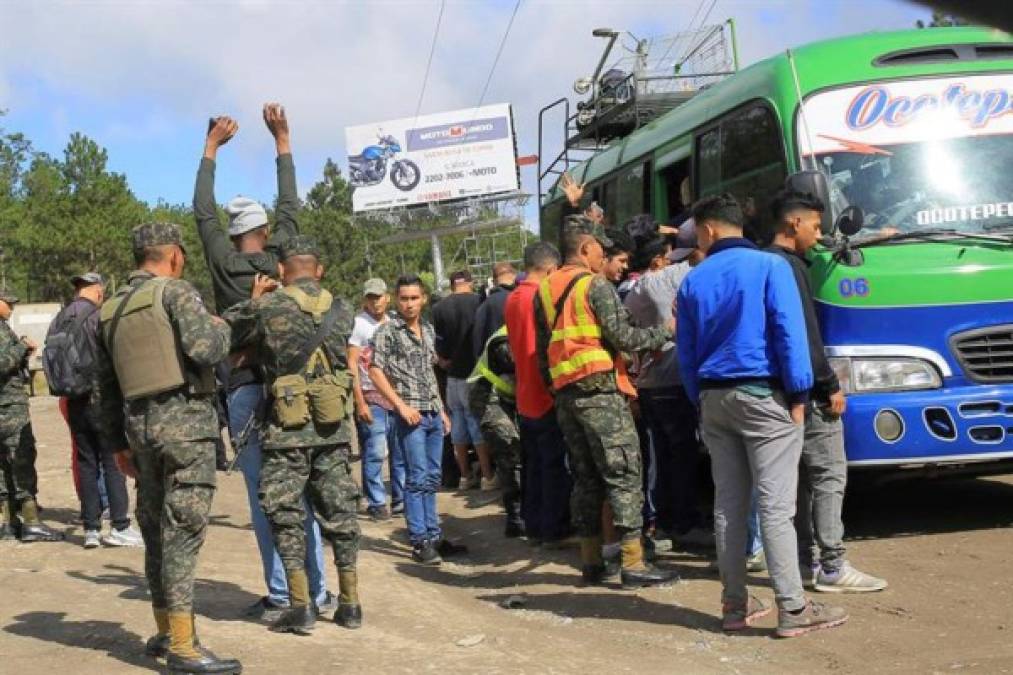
{"left": 345, "top": 103, "right": 520, "bottom": 213}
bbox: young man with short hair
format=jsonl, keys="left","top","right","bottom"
{"left": 767, "top": 189, "right": 887, "bottom": 594}
{"left": 677, "top": 193, "right": 847, "bottom": 637}
{"left": 349, "top": 278, "right": 405, "bottom": 521}
{"left": 472, "top": 262, "right": 517, "bottom": 358}
{"left": 369, "top": 276, "right": 464, "bottom": 565}
{"left": 504, "top": 243, "right": 573, "bottom": 545}
{"left": 432, "top": 269, "right": 494, "bottom": 489}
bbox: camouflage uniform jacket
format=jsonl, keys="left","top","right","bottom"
{"left": 534, "top": 271, "right": 671, "bottom": 395}
{"left": 224, "top": 278, "right": 355, "bottom": 449}
{"left": 96, "top": 271, "right": 231, "bottom": 451}
{"left": 0, "top": 318, "right": 30, "bottom": 407}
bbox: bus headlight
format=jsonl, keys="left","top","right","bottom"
{"left": 828, "top": 357, "right": 941, "bottom": 394}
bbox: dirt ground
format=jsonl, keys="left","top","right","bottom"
{"left": 2, "top": 396, "right": 1013, "bottom": 674}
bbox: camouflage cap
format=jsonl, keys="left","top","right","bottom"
{"left": 280, "top": 234, "right": 322, "bottom": 261}
{"left": 132, "top": 222, "right": 186, "bottom": 253}
{"left": 0, "top": 289, "right": 19, "bottom": 306}
{"left": 562, "top": 214, "right": 613, "bottom": 249}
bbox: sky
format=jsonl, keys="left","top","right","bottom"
{"left": 0, "top": 0, "right": 935, "bottom": 230}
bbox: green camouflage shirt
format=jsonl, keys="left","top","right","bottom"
{"left": 534, "top": 269, "right": 671, "bottom": 394}
{"left": 0, "top": 318, "right": 30, "bottom": 408}
{"left": 224, "top": 278, "right": 355, "bottom": 449}
{"left": 96, "top": 271, "right": 231, "bottom": 451}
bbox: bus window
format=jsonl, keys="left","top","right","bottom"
{"left": 721, "top": 104, "right": 783, "bottom": 178}
{"left": 540, "top": 200, "right": 564, "bottom": 246}
{"left": 602, "top": 179, "right": 617, "bottom": 223}
{"left": 614, "top": 162, "right": 646, "bottom": 225}
{"left": 696, "top": 128, "right": 720, "bottom": 195}
{"left": 660, "top": 158, "right": 692, "bottom": 223}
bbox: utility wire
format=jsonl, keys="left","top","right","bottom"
{"left": 677, "top": 0, "right": 718, "bottom": 68}
{"left": 657, "top": 0, "right": 706, "bottom": 67}
{"left": 475, "top": 0, "right": 522, "bottom": 109}
{"left": 414, "top": 0, "right": 446, "bottom": 124}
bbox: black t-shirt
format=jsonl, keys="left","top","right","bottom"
{"left": 432, "top": 292, "right": 482, "bottom": 379}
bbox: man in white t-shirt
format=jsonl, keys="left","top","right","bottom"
{"left": 348, "top": 278, "right": 404, "bottom": 520}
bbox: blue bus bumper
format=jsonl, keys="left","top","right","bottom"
{"left": 843, "top": 382, "right": 1013, "bottom": 467}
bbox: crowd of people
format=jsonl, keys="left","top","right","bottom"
{"left": 0, "top": 102, "right": 889, "bottom": 674}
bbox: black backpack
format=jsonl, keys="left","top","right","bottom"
{"left": 42, "top": 303, "right": 99, "bottom": 397}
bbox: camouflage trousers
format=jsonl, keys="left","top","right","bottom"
{"left": 132, "top": 438, "right": 216, "bottom": 613}
{"left": 468, "top": 381, "right": 522, "bottom": 517}
{"left": 259, "top": 444, "right": 360, "bottom": 572}
{"left": 0, "top": 406, "right": 38, "bottom": 507}
{"left": 555, "top": 388, "right": 643, "bottom": 536}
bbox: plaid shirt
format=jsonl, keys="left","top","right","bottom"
{"left": 370, "top": 315, "right": 443, "bottom": 413}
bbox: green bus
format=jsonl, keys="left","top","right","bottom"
{"left": 540, "top": 26, "right": 1013, "bottom": 472}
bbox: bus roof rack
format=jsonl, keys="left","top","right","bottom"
{"left": 537, "top": 20, "right": 739, "bottom": 204}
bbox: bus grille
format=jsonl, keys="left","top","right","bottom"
{"left": 952, "top": 325, "right": 1013, "bottom": 383}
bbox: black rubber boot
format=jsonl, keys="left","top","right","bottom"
{"left": 334, "top": 604, "right": 363, "bottom": 629}
{"left": 166, "top": 650, "right": 243, "bottom": 674}
{"left": 268, "top": 604, "right": 317, "bottom": 635}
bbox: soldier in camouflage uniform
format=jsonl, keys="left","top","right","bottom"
{"left": 0, "top": 290, "right": 61, "bottom": 542}
{"left": 467, "top": 326, "right": 524, "bottom": 538}
{"left": 535, "top": 216, "right": 677, "bottom": 589}
{"left": 224, "top": 235, "right": 362, "bottom": 635}
{"left": 96, "top": 223, "right": 240, "bottom": 674}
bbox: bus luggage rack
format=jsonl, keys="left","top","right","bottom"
{"left": 951, "top": 325, "right": 1013, "bottom": 383}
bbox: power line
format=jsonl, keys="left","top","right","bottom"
{"left": 414, "top": 0, "right": 446, "bottom": 124}
{"left": 475, "top": 0, "right": 522, "bottom": 109}
{"left": 677, "top": 0, "right": 718, "bottom": 68}
{"left": 657, "top": 0, "right": 706, "bottom": 66}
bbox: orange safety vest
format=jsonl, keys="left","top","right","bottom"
{"left": 539, "top": 265, "right": 616, "bottom": 391}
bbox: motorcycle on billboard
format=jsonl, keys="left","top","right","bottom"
{"left": 347, "top": 132, "right": 421, "bottom": 191}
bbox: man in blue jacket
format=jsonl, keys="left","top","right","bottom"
{"left": 677, "top": 194, "right": 847, "bottom": 638}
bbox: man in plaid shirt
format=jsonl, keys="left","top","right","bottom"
{"left": 369, "top": 275, "right": 465, "bottom": 565}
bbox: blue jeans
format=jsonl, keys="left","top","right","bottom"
{"left": 357, "top": 403, "right": 405, "bottom": 509}
{"left": 518, "top": 412, "right": 572, "bottom": 540}
{"left": 229, "top": 384, "right": 330, "bottom": 605}
{"left": 747, "top": 490, "right": 763, "bottom": 557}
{"left": 395, "top": 411, "right": 444, "bottom": 546}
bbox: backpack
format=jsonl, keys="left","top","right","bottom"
{"left": 42, "top": 303, "right": 99, "bottom": 397}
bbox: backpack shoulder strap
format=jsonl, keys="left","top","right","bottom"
{"left": 287, "top": 302, "right": 341, "bottom": 376}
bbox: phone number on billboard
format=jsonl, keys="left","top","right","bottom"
{"left": 425, "top": 167, "right": 498, "bottom": 183}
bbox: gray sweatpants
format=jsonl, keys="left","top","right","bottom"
{"left": 796, "top": 406, "right": 847, "bottom": 572}
{"left": 701, "top": 387, "right": 806, "bottom": 612}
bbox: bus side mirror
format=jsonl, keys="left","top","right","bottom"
{"left": 836, "top": 206, "right": 864, "bottom": 237}
{"left": 785, "top": 170, "right": 832, "bottom": 234}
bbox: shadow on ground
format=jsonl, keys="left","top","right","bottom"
{"left": 65, "top": 563, "right": 262, "bottom": 622}
{"left": 4, "top": 611, "right": 159, "bottom": 672}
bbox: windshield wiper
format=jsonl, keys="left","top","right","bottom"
{"left": 855, "top": 228, "right": 1013, "bottom": 248}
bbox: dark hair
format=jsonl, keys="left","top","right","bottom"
{"left": 523, "top": 241, "right": 560, "bottom": 271}
{"left": 604, "top": 228, "right": 634, "bottom": 257}
{"left": 770, "top": 188, "right": 825, "bottom": 226}
{"left": 630, "top": 235, "right": 668, "bottom": 273}
{"left": 395, "top": 274, "right": 426, "bottom": 295}
{"left": 691, "top": 193, "right": 744, "bottom": 229}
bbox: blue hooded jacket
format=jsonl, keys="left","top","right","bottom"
{"left": 676, "top": 238, "right": 813, "bottom": 404}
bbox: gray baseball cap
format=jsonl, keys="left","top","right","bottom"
{"left": 363, "top": 278, "right": 388, "bottom": 297}
{"left": 667, "top": 218, "right": 698, "bottom": 263}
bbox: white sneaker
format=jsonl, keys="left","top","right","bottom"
{"left": 814, "top": 561, "right": 887, "bottom": 593}
{"left": 83, "top": 530, "right": 101, "bottom": 549}
{"left": 102, "top": 525, "right": 144, "bottom": 547}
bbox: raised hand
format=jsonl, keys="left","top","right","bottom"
{"left": 251, "top": 273, "right": 279, "bottom": 299}
{"left": 560, "top": 172, "right": 585, "bottom": 207}
{"left": 263, "top": 103, "right": 291, "bottom": 154}
{"left": 205, "top": 116, "right": 239, "bottom": 159}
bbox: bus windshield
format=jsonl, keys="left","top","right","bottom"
{"left": 800, "top": 73, "right": 1013, "bottom": 238}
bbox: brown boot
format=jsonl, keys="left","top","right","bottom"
{"left": 0, "top": 500, "right": 15, "bottom": 540}
{"left": 166, "top": 611, "right": 242, "bottom": 672}
{"left": 619, "top": 535, "right": 679, "bottom": 588}
{"left": 144, "top": 607, "right": 171, "bottom": 658}
{"left": 270, "top": 569, "right": 316, "bottom": 634}
{"left": 334, "top": 568, "right": 362, "bottom": 629}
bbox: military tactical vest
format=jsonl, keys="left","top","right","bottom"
{"left": 270, "top": 285, "right": 353, "bottom": 428}
{"left": 99, "top": 276, "right": 215, "bottom": 400}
